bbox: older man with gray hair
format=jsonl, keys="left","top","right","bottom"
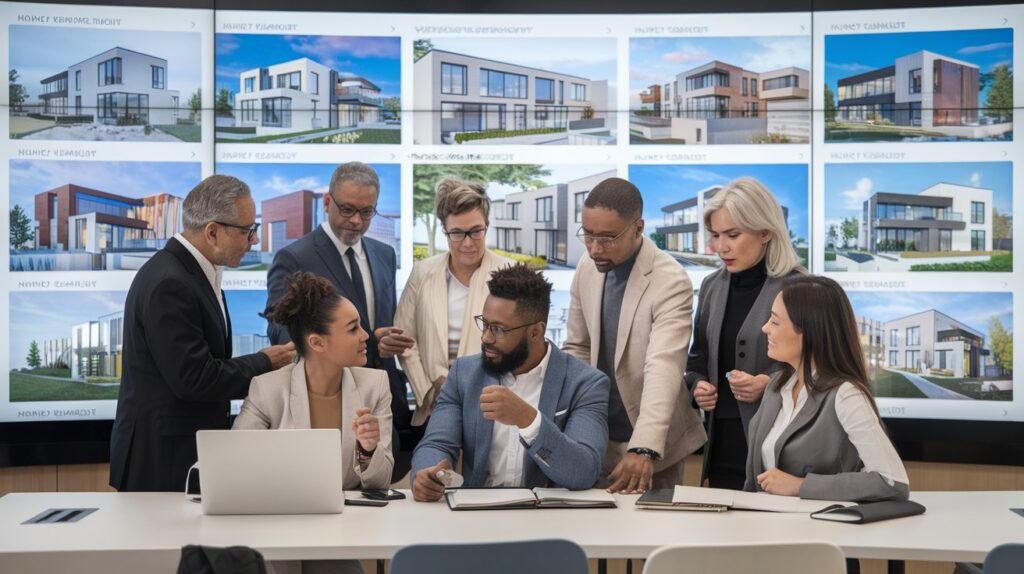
{"left": 110, "top": 175, "right": 296, "bottom": 492}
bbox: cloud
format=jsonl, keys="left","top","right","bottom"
{"left": 265, "top": 175, "right": 328, "bottom": 195}
{"left": 841, "top": 177, "right": 873, "bottom": 210}
{"left": 970, "top": 172, "right": 981, "bottom": 187}
{"left": 827, "top": 62, "right": 873, "bottom": 74}
{"left": 287, "top": 36, "right": 399, "bottom": 68}
{"left": 958, "top": 42, "right": 1013, "bottom": 55}
{"left": 663, "top": 49, "right": 711, "bottom": 64}
{"left": 743, "top": 37, "right": 811, "bottom": 72}
{"left": 631, "top": 69, "right": 666, "bottom": 84}
{"left": 216, "top": 35, "right": 239, "bottom": 56}
{"left": 676, "top": 168, "right": 730, "bottom": 185}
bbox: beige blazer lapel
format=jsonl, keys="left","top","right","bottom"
{"left": 584, "top": 264, "right": 605, "bottom": 366}
{"left": 340, "top": 368, "right": 359, "bottom": 485}
{"left": 424, "top": 261, "right": 450, "bottom": 371}
{"left": 615, "top": 248, "right": 652, "bottom": 371}
{"left": 286, "top": 359, "right": 312, "bottom": 430}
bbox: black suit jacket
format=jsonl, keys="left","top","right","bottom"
{"left": 264, "top": 226, "right": 411, "bottom": 430}
{"left": 109, "top": 237, "right": 272, "bottom": 492}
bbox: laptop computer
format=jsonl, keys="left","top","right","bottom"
{"left": 196, "top": 429, "right": 344, "bottom": 515}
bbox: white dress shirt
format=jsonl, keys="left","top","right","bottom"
{"left": 321, "top": 222, "right": 376, "bottom": 330}
{"left": 445, "top": 267, "right": 469, "bottom": 363}
{"left": 173, "top": 233, "right": 226, "bottom": 325}
{"left": 761, "top": 374, "right": 909, "bottom": 487}
{"left": 485, "top": 343, "right": 550, "bottom": 487}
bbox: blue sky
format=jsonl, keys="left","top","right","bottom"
{"left": 628, "top": 164, "right": 809, "bottom": 242}
{"left": 423, "top": 38, "right": 617, "bottom": 108}
{"left": 9, "top": 291, "right": 126, "bottom": 370}
{"left": 215, "top": 163, "right": 400, "bottom": 216}
{"left": 9, "top": 160, "right": 201, "bottom": 220}
{"left": 824, "top": 162, "right": 1013, "bottom": 230}
{"left": 824, "top": 28, "right": 1013, "bottom": 100}
{"left": 225, "top": 290, "right": 269, "bottom": 336}
{"left": 216, "top": 34, "right": 400, "bottom": 99}
{"left": 9, "top": 26, "right": 202, "bottom": 101}
{"left": 848, "top": 291, "right": 1012, "bottom": 338}
{"left": 630, "top": 36, "right": 811, "bottom": 108}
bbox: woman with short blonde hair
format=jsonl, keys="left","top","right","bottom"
{"left": 686, "top": 176, "right": 805, "bottom": 490}
{"left": 394, "top": 177, "right": 511, "bottom": 426}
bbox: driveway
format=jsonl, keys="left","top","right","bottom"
{"left": 889, "top": 369, "right": 971, "bottom": 399}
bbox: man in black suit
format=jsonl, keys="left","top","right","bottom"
{"left": 265, "top": 162, "right": 413, "bottom": 432}
{"left": 110, "top": 175, "right": 296, "bottom": 492}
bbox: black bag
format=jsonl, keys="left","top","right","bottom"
{"left": 177, "top": 545, "right": 268, "bottom": 574}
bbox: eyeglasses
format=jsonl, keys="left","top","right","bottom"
{"left": 444, "top": 227, "right": 487, "bottom": 242}
{"left": 329, "top": 193, "right": 377, "bottom": 220}
{"left": 215, "top": 220, "right": 260, "bottom": 241}
{"left": 576, "top": 218, "right": 641, "bottom": 247}
{"left": 474, "top": 315, "right": 536, "bottom": 339}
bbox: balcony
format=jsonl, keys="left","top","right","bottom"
{"left": 336, "top": 87, "right": 383, "bottom": 107}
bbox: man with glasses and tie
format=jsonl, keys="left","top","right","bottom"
{"left": 410, "top": 264, "right": 609, "bottom": 501}
{"left": 264, "top": 161, "right": 414, "bottom": 458}
{"left": 110, "top": 175, "right": 296, "bottom": 492}
{"left": 564, "top": 177, "right": 706, "bottom": 495}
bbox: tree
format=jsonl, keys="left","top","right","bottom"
{"left": 9, "top": 69, "right": 29, "bottom": 111}
{"left": 413, "top": 39, "right": 434, "bottom": 62}
{"left": 988, "top": 316, "right": 1013, "bottom": 374}
{"left": 215, "top": 87, "right": 233, "bottom": 116}
{"left": 841, "top": 217, "right": 859, "bottom": 249}
{"left": 187, "top": 89, "right": 202, "bottom": 121}
{"left": 412, "top": 164, "right": 551, "bottom": 256}
{"left": 581, "top": 106, "right": 595, "bottom": 120}
{"left": 827, "top": 223, "right": 839, "bottom": 249}
{"left": 984, "top": 64, "right": 1013, "bottom": 122}
{"left": 993, "top": 207, "right": 1010, "bottom": 242}
{"left": 823, "top": 84, "right": 837, "bottom": 124}
{"left": 649, "top": 232, "right": 666, "bottom": 250}
{"left": 382, "top": 96, "right": 401, "bottom": 120}
{"left": 10, "top": 205, "right": 34, "bottom": 249}
{"left": 26, "top": 341, "right": 41, "bottom": 369}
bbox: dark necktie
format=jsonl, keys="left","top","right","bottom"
{"left": 345, "top": 247, "right": 370, "bottom": 329}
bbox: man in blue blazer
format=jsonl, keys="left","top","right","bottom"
{"left": 411, "top": 264, "right": 610, "bottom": 501}
{"left": 264, "top": 162, "right": 412, "bottom": 431}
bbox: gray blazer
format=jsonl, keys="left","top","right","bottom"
{"left": 743, "top": 377, "right": 909, "bottom": 502}
{"left": 685, "top": 268, "right": 801, "bottom": 482}
{"left": 411, "top": 344, "right": 610, "bottom": 490}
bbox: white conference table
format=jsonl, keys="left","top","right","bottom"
{"left": 1, "top": 490, "right": 1022, "bottom": 573}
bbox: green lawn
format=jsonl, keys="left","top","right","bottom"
{"left": 154, "top": 124, "right": 202, "bottom": 142}
{"left": 215, "top": 127, "right": 337, "bottom": 143}
{"left": 872, "top": 369, "right": 927, "bottom": 398}
{"left": 10, "top": 371, "right": 120, "bottom": 402}
{"left": 825, "top": 123, "right": 948, "bottom": 142}
{"left": 9, "top": 115, "right": 57, "bottom": 138}
{"left": 630, "top": 133, "right": 687, "bottom": 144}
{"left": 301, "top": 129, "right": 401, "bottom": 144}
{"left": 910, "top": 252, "right": 1012, "bottom": 272}
{"left": 921, "top": 376, "right": 1012, "bottom": 401}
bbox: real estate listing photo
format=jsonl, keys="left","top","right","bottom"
{"left": 8, "top": 25, "right": 203, "bottom": 142}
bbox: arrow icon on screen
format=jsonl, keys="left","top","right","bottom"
{"left": 191, "top": 21, "right": 195, "bottom": 29}
{"left": 800, "top": 25, "right": 806, "bottom": 32}
{"left": 191, "top": 152, "right": 196, "bottom": 158}
{"left": 1002, "top": 18, "right": 1008, "bottom": 24}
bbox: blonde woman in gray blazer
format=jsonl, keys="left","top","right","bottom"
{"left": 745, "top": 275, "right": 908, "bottom": 503}
{"left": 685, "top": 177, "right": 804, "bottom": 490}
{"left": 393, "top": 178, "right": 511, "bottom": 426}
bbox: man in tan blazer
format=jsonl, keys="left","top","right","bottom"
{"left": 564, "top": 177, "right": 706, "bottom": 493}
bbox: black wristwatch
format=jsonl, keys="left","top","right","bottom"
{"left": 627, "top": 447, "right": 661, "bottom": 460}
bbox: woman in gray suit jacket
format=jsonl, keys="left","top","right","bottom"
{"left": 745, "top": 275, "right": 909, "bottom": 503}
{"left": 685, "top": 177, "right": 804, "bottom": 489}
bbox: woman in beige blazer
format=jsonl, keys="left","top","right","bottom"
{"left": 234, "top": 271, "right": 394, "bottom": 490}
{"left": 393, "top": 178, "right": 511, "bottom": 426}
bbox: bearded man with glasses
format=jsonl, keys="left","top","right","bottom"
{"left": 264, "top": 161, "right": 412, "bottom": 479}
{"left": 564, "top": 177, "right": 706, "bottom": 495}
{"left": 410, "top": 263, "right": 610, "bottom": 502}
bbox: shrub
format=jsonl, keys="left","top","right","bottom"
{"left": 453, "top": 127, "right": 564, "bottom": 144}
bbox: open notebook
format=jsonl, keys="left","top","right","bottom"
{"left": 636, "top": 486, "right": 853, "bottom": 513}
{"left": 445, "top": 488, "right": 617, "bottom": 510}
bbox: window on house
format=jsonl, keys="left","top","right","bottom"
{"left": 98, "top": 57, "right": 122, "bottom": 86}
{"left": 441, "top": 63, "right": 467, "bottom": 95}
{"left": 971, "top": 201, "right": 985, "bottom": 224}
{"left": 909, "top": 69, "right": 922, "bottom": 94}
{"left": 151, "top": 66, "right": 166, "bottom": 90}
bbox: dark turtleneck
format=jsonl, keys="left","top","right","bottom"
{"left": 714, "top": 256, "right": 768, "bottom": 419}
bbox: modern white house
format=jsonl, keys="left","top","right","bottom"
{"left": 234, "top": 58, "right": 386, "bottom": 136}
{"left": 490, "top": 170, "right": 614, "bottom": 266}
{"left": 414, "top": 49, "right": 610, "bottom": 144}
{"left": 633, "top": 61, "right": 809, "bottom": 144}
{"left": 40, "top": 47, "right": 181, "bottom": 125}
{"left": 882, "top": 309, "right": 989, "bottom": 378}
{"left": 860, "top": 182, "right": 993, "bottom": 253}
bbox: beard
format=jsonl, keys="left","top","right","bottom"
{"left": 481, "top": 336, "right": 530, "bottom": 376}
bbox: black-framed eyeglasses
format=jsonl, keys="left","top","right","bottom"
{"left": 444, "top": 226, "right": 487, "bottom": 242}
{"left": 474, "top": 315, "right": 536, "bottom": 339}
{"left": 576, "top": 218, "right": 641, "bottom": 247}
{"left": 215, "top": 221, "right": 260, "bottom": 241}
{"left": 328, "top": 193, "right": 377, "bottom": 220}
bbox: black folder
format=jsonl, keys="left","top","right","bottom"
{"left": 810, "top": 500, "right": 926, "bottom": 524}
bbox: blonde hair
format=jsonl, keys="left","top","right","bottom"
{"left": 434, "top": 178, "right": 491, "bottom": 227}
{"left": 703, "top": 177, "right": 801, "bottom": 277}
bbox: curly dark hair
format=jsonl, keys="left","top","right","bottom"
{"left": 583, "top": 177, "right": 643, "bottom": 220}
{"left": 266, "top": 272, "right": 344, "bottom": 356}
{"left": 486, "top": 263, "right": 552, "bottom": 324}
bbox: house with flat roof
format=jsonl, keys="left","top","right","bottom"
{"left": 882, "top": 309, "right": 989, "bottom": 378}
{"left": 860, "top": 182, "right": 992, "bottom": 253}
{"left": 655, "top": 185, "right": 789, "bottom": 255}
